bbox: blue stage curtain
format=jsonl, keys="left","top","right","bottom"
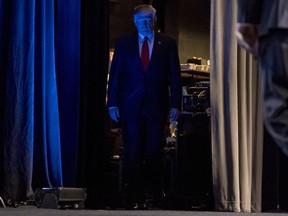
{"left": 0, "top": 0, "right": 80, "bottom": 201}
{"left": 54, "top": 0, "right": 80, "bottom": 187}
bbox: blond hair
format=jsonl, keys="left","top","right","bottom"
{"left": 133, "top": 5, "right": 157, "bottom": 21}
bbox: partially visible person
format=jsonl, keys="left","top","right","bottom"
{"left": 107, "top": 4, "right": 182, "bottom": 209}
{"left": 236, "top": 0, "right": 288, "bottom": 155}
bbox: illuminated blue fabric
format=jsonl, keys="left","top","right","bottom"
{"left": 0, "top": 0, "right": 80, "bottom": 201}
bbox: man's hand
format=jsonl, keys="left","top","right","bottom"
{"left": 170, "top": 108, "right": 180, "bottom": 122}
{"left": 236, "top": 23, "right": 259, "bottom": 57}
{"left": 109, "top": 107, "right": 120, "bottom": 123}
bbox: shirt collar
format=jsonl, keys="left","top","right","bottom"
{"left": 138, "top": 31, "right": 155, "bottom": 42}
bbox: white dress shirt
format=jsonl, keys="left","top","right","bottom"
{"left": 138, "top": 32, "right": 154, "bottom": 59}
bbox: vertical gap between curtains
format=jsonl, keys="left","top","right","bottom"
{"left": 78, "top": 0, "right": 109, "bottom": 209}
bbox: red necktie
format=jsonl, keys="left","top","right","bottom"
{"left": 141, "top": 36, "right": 149, "bottom": 71}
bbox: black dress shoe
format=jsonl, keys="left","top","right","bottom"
{"left": 124, "top": 201, "right": 146, "bottom": 210}
{"left": 133, "top": 202, "right": 147, "bottom": 210}
{"left": 144, "top": 198, "right": 160, "bottom": 210}
{"left": 125, "top": 202, "right": 146, "bottom": 210}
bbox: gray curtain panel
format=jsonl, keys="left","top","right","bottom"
{"left": 210, "top": 0, "right": 263, "bottom": 212}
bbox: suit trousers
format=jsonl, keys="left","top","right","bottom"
{"left": 259, "top": 30, "right": 288, "bottom": 155}
{"left": 120, "top": 107, "right": 166, "bottom": 202}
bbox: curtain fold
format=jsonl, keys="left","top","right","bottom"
{"left": 0, "top": 0, "right": 35, "bottom": 201}
{"left": 210, "top": 0, "right": 263, "bottom": 212}
{"left": 32, "top": 0, "right": 63, "bottom": 189}
{"left": 0, "top": 0, "right": 80, "bottom": 202}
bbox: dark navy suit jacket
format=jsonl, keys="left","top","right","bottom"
{"left": 107, "top": 32, "right": 182, "bottom": 124}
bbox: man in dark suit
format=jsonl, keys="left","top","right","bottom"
{"left": 237, "top": 0, "right": 288, "bottom": 155}
{"left": 107, "top": 4, "right": 182, "bottom": 209}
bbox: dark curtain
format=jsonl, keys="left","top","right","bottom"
{"left": 0, "top": 0, "right": 83, "bottom": 202}
{"left": 77, "top": 0, "right": 110, "bottom": 209}
{"left": 54, "top": 0, "right": 81, "bottom": 187}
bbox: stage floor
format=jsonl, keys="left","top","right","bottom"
{"left": 1, "top": 206, "right": 288, "bottom": 216}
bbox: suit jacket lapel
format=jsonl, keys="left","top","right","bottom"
{"left": 149, "top": 33, "right": 161, "bottom": 68}
{"left": 131, "top": 33, "right": 146, "bottom": 72}
{"left": 131, "top": 33, "right": 139, "bottom": 59}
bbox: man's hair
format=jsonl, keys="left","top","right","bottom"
{"left": 133, "top": 4, "right": 157, "bottom": 21}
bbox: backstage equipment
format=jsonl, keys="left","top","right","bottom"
{"left": 182, "top": 81, "right": 210, "bottom": 114}
{"left": 34, "top": 187, "right": 87, "bottom": 209}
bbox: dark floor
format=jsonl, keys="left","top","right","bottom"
{"left": 1, "top": 205, "right": 288, "bottom": 216}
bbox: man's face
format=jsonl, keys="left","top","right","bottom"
{"left": 134, "top": 12, "right": 155, "bottom": 35}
